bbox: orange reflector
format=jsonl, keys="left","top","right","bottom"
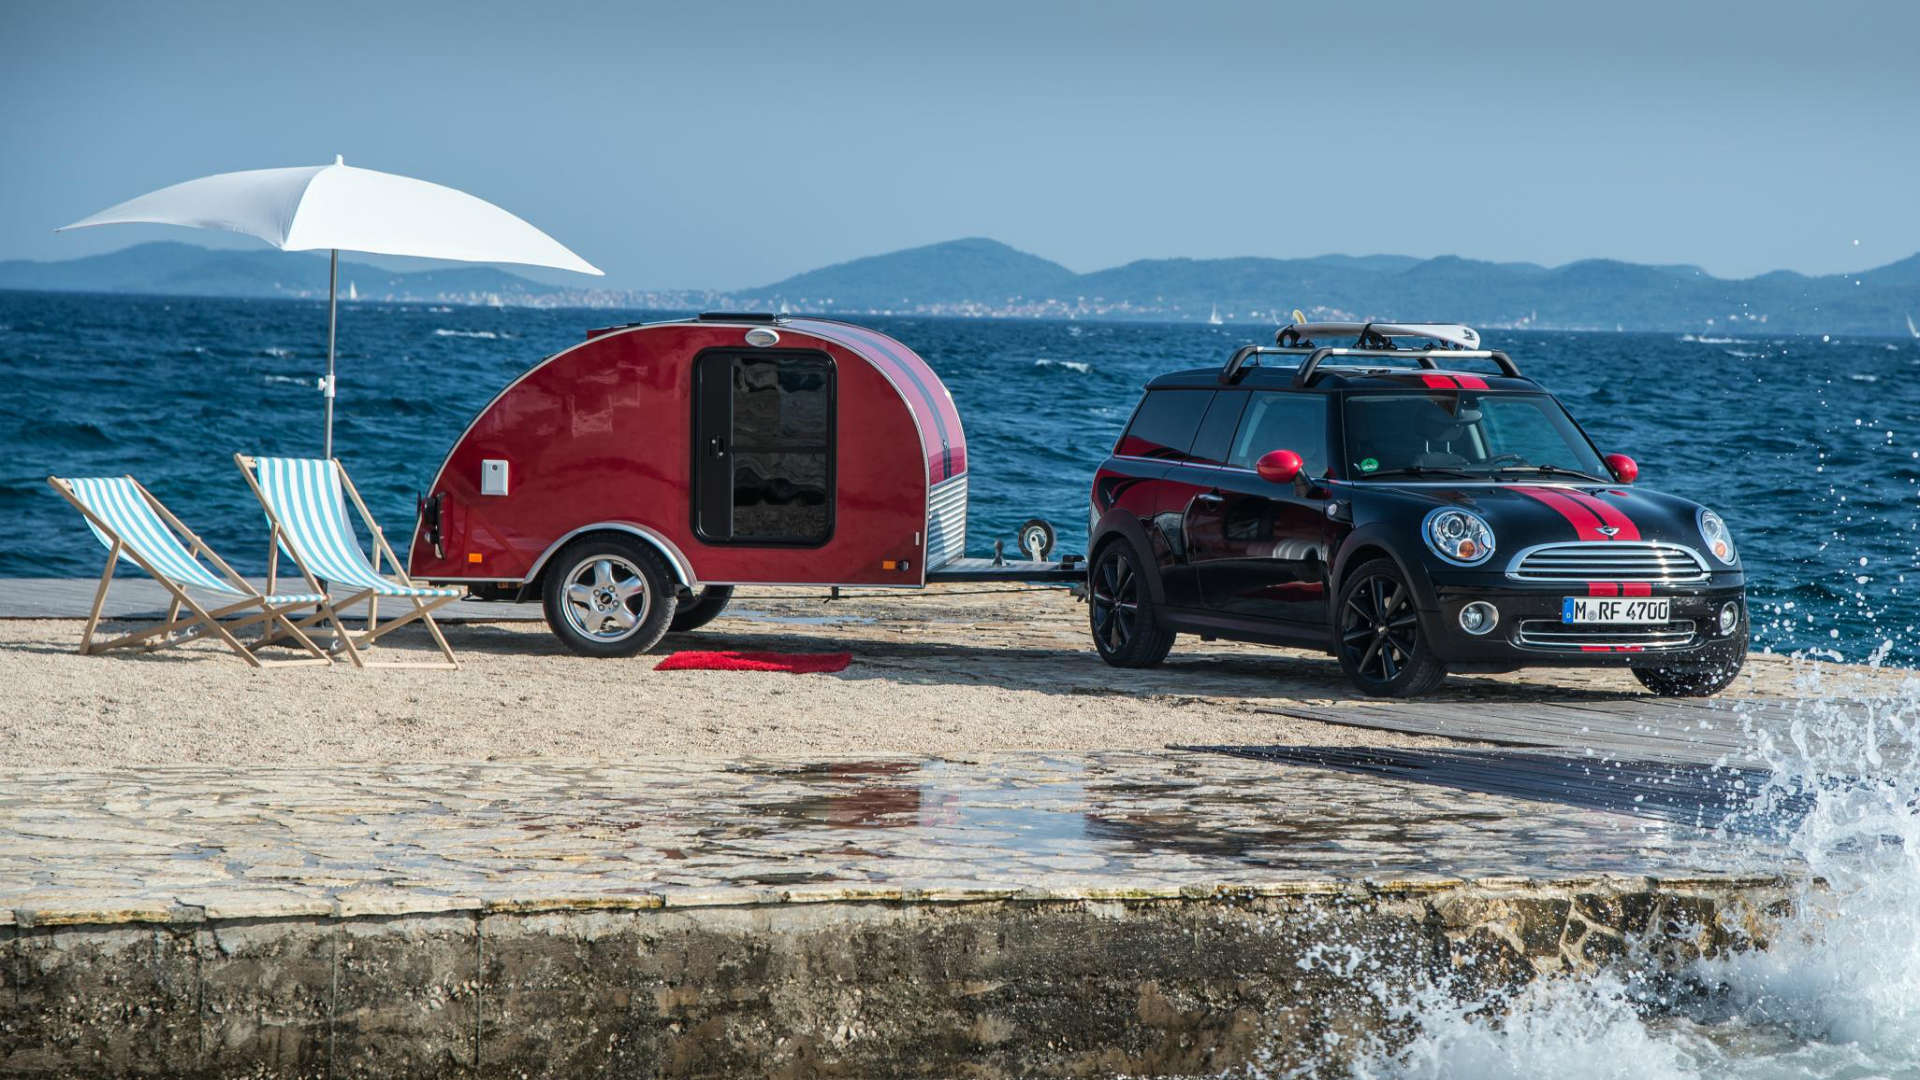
{"left": 467, "top": 553, "right": 484, "bottom": 564}
{"left": 882, "top": 560, "right": 900, "bottom": 570}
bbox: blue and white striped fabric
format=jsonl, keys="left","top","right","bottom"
{"left": 59, "top": 477, "right": 324, "bottom": 605}
{"left": 251, "top": 458, "right": 461, "bottom": 599}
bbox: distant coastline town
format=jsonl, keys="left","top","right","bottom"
{"left": 3, "top": 236, "right": 1917, "bottom": 335}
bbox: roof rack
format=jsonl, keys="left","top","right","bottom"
{"left": 1216, "top": 319, "right": 1517, "bottom": 385}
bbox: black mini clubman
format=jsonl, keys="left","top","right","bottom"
{"left": 1086, "top": 322, "right": 1747, "bottom": 698}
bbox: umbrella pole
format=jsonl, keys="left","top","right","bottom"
{"left": 323, "top": 248, "right": 338, "bottom": 459}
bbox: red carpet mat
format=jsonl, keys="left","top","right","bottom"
{"left": 654, "top": 650, "right": 852, "bottom": 674}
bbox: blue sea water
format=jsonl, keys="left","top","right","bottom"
{"left": 3, "top": 289, "right": 1917, "bottom": 666}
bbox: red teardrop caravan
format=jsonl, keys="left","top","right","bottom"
{"left": 408, "top": 314, "right": 1054, "bottom": 655}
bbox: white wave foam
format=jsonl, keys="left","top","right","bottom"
{"left": 433, "top": 328, "right": 499, "bottom": 339}
{"left": 1680, "top": 335, "right": 1754, "bottom": 345}
{"left": 262, "top": 346, "right": 291, "bottom": 358}
{"left": 262, "top": 374, "right": 315, "bottom": 387}
{"left": 1315, "top": 678, "right": 1920, "bottom": 1079}
{"left": 1033, "top": 358, "right": 1092, "bottom": 373}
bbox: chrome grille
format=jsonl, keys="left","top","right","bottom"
{"left": 1507, "top": 542, "right": 1708, "bottom": 583}
{"left": 1514, "top": 619, "right": 1698, "bottom": 652}
{"left": 926, "top": 473, "right": 968, "bottom": 572}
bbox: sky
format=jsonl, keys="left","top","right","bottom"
{"left": 5, "top": 0, "right": 1918, "bottom": 289}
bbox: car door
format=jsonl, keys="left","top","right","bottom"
{"left": 1186, "top": 391, "right": 1337, "bottom": 626}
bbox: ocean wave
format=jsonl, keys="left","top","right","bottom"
{"left": 434, "top": 329, "right": 500, "bottom": 339}
{"left": 1033, "top": 358, "right": 1092, "bottom": 373}
{"left": 262, "top": 346, "right": 292, "bottom": 358}
{"left": 262, "top": 374, "right": 315, "bottom": 387}
{"left": 1680, "top": 334, "right": 1754, "bottom": 344}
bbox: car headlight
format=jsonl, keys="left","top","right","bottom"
{"left": 1698, "top": 508, "right": 1737, "bottom": 565}
{"left": 1424, "top": 508, "right": 1496, "bottom": 566}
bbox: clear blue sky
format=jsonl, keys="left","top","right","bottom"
{"left": 5, "top": 0, "right": 1917, "bottom": 288}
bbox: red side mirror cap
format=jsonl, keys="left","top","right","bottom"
{"left": 1256, "top": 449, "right": 1303, "bottom": 484}
{"left": 1603, "top": 453, "right": 1638, "bottom": 483}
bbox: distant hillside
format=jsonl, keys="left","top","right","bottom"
{"left": 0, "top": 242, "right": 575, "bottom": 304}
{"left": 6, "top": 238, "right": 1920, "bottom": 334}
{"left": 753, "top": 237, "right": 1079, "bottom": 308}
{"left": 737, "top": 239, "right": 1920, "bottom": 335}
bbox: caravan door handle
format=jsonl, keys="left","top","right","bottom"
{"left": 1193, "top": 492, "right": 1224, "bottom": 504}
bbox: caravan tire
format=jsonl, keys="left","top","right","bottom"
{"left": 542, "top": 537, "right": 678, "bottom": 658}
{"left": 669, "top": 586, "right": 735, "bottom": 633}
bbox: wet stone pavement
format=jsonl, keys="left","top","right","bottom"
{"left": 0, "top": 750, "right": 1787, "bottom": 927}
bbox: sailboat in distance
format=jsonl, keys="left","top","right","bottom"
{"left": 1907, "top": 312, "right": 1918, "bottom": 339}
{"left": 1208, "top": 304, "right": 1223, "bottom": 326}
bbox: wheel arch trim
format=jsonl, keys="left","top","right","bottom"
{"left": 1332, "top": 527, "right": 1436, "bottom": 610}
{"left": 526, "top": 523, "right": 698, "bottom": 594}
{"left": 1089, "top": 509, "right": 1167, "bottom": 604}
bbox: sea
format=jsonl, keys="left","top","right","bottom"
{"left": 7, "top": 289, "right": 1920, "bottom": 1076}
{"left": 3, "top": 289, "right": 1916, "bottom": 667}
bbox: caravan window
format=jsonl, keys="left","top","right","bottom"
{"left": 694, "top": 350, "right": 835, "bottom": 545}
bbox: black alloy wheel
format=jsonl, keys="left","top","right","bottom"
{"left": 1335, "top": 558, "right": 1446, "bottom": 697}
{"left": 1088, "top": 541, "right": 1174, "bottom": 668}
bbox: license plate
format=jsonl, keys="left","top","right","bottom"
{"left": 1561, "top": 596, "right": 1670, "bottom": 624}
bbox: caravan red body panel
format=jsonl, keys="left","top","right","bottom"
{"left": 406, "top": 318, "right": 967, "bottom": 589}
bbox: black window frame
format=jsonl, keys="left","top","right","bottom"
{"left": 690, "top": 347, "right": 838, "bottom": 548}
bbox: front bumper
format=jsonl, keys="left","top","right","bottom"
{"left": 1423, "top": 577, "right": 1748, "bottom": 670}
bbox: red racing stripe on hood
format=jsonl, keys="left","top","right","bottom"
{"left": 1562, "top": 490, "right": 1641, "bottom": 541}
{"left": 1515, "top": 488, "right": 1610, "bottom": 540}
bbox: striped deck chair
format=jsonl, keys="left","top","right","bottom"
{"left": 235, "top": 455, "right": 462, "bottom": 669}
{"left": 45, "top": 476, "right": 331, "bottom": 667}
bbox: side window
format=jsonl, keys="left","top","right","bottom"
{"left": 1115, "top": 390, "right": 1215, "bottom": 461}
{"left": 1228, "top": 393, "right": 1329, "bottom": 476}
{"left": 1187, "top": 391, "right": 1248, "bottom": 465}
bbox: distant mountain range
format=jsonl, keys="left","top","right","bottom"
{"left": 4, "top": 238, "right": 1919, "bottom": 335}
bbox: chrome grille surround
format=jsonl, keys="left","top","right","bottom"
{"left": 1505, "top": 541, "right": 1710, "bottom": 584}
{"left": 1513, "top": 619, "right": 1698, "bottom": 652}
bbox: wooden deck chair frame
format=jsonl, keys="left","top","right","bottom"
{"left": 234, "top": 454, "right": 461, "bottom": 670}
{"left": 45, "top": 477, "right": 333, "bottom": 668}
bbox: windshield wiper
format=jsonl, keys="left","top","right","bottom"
{"left": 1364, "top": 465, "right": 1482, "bottom": 480}
{"left": 1491, "top": 464, "right": 1613, "bottom": 484}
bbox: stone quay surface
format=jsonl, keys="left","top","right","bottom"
{"left": 2, "top": 750, "right": 1795, "bottom": 1078}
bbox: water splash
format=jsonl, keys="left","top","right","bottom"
{"left": 1320, "top": 679, "right": 1920, "bottom": 1078}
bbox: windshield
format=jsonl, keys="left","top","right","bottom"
{"left": 1341, "top": 391, "right": 1609, "bottom": 480}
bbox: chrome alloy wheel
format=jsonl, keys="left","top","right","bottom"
{"left": 1340, "top": 573, "right": 1418, "bottom": 684}
{"left": 560, "top": 555, "right": 653, "bottom": 642}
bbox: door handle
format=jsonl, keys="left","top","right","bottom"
{"left": 1194, "top": 492, "right": 1224, "bottom": 504}
{"left": 709, "top": 436, "right": 727, "bottom": 458}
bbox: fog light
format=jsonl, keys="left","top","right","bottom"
{"left": 1459, "top": 601, "right": 1499, "bottom": 636}
{"left": 1718, "top": 601, "right": 1740, "bottom": 635}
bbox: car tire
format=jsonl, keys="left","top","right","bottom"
{"left": 541, "top": 536, "right": 678, "bottom": 658}
{"left": 1335, "top": 558, "right": 1447, "bottom": 697}
{"left": 1088, "top": 540, "right": 1175, "bottom": 668}
{"left": 1633, "top": 653, "right": 1745, "bottom": 697}
{"left": 669, "top": 585, "right": 735, "bottom": 633}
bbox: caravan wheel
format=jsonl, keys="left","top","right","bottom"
{"left": 542, "top": 537, "right": 677, "bottom": 658}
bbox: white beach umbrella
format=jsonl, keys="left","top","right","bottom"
{"left": 59, "top": 156, "right": 603, "bottom": 456}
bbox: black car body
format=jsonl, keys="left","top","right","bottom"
{"left": 1086, "top": 323, "right": 1747, "bottom": 697}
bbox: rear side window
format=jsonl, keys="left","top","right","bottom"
{"left": 1116, "top": 390, "right": 1214, "bottom": 461}
{"left": 1229, "top": 393, "right": 1329, "bottom": 476}
{"left": 1187, "top": 391, "right": 1248, "bottom": 465}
